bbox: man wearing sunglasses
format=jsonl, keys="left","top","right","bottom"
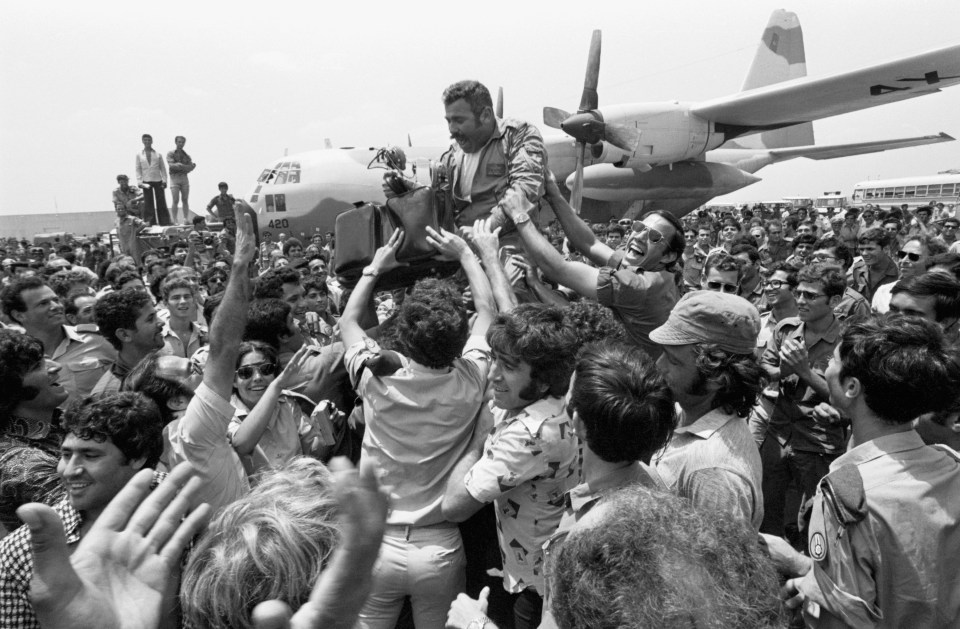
{"left": 759, "top": 263, "right": 847, "bottom": 545}
{"left": 700, "top": 251, "right": 742, "bottom": 296}
{"left": 511, "top": 172, "right": 683, "bottom": 359}
{"left": 940, "top": 217, "right": 959, "bottom": 248}
{"left": 871, "top": 235, "right": 943, "bottom": 313}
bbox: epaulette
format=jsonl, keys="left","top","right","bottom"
{"left": 819, "top": 463, "right": 867, "bottom": 527}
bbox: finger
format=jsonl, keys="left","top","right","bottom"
{"left": 251, "top": 600, "right": 294, "bottom": 629}
{"left": 89, "top": 467, "right": 156, "bottom": 532}
{"left": 18, "top": 503, "right": 82, "bottom": 605}
{"left": 490, "top": 227, "right": 501, "bottom": 239}
{"left": 478, "top": 586, "right": 490, "bottom": 613}
{"left": 425, "top": 235, "right": 440, "bottom": 249}
{"left": 425, "top": 226, "right": 439, "bottom": 238}
{"left": 387, "top": 229, "right": 404, "bottom": 246}
{"left": 143, "top": 474, "right": 204, "bottom": 548}
{"left": 473, "top": 218, "right": 486, "bottom": 234}
{"left": 127, "top": 463, "right": 199, "bottom": 536}
{"left": 158, "top": 502, "right": 212, "bottom": 567}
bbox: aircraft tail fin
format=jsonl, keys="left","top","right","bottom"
{"left": 731, "top": 9, "right": 814, "bottom": 149}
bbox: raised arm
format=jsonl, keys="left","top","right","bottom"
{"left": 204, "top": 202, "right": 256, "bottom": 398}
{"left": 467, "top": 220, "right": 517, "bottom": 313}
{"left": 543, "top": 170, "right": 616, "bottom": 267}
{"left": 426, "top": 226, "right": 498, "bottom": 335}
{"left": 340, "top": 230, "right": 404, "bottom": 349}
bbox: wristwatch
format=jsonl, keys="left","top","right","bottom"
{"left": 466, "top": 616, "right": 492, "bottom": 629}
{"left": 361, "top": 266, "right": 379, "bottom": 277}
{"left": 513, "top": 211, "right": 531, "bottom": 226}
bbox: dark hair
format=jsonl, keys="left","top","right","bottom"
{"left": 606, "top": 226, "right": 625, "bottom": 238}
{"left": 764, "top": 261, "right": 799, "bottom": 287}
{"left": 730, "top": 243, "right": 760, "bottom": 265}
{"left": 175, "top": 135, "right": 186, "bottom": 143}
{"left": 644, "top": 210, "right": 686, "bottom": 261}
{"left": 563, "top": 301, "right": 627, "bottom": 347}
{"left": 140, "top": 249, "right": 161, "bottom": 266}
{"left": 94, "top": 288, "right": 154, "bottom": 350}
{"left": 123, "top": 351, "right": 192, "bottom": 426}
{"left": 142, "top": 133, "right": 152, "bottom": 141}
{"left": 442, "top": 80, "right": 494, "bottom": 119}
{"left": 813, "top": 235, "right": 853, "bottom": 270}
{"left": 0, "top": 330, "right": 45, "bottom": 420}
{"left": 943, "top": 217, "right": 960, "bottom": 228}
{"left": 302, "top": 276, "right": 329, "bottom": 297}
{"left": 203, "top": 291, "right": 225, "bottom": 325}
{"left": 569, "top": 341, "right": 675, "bottom": 463}
{"left": 929, "top": 252, "right": 960, "bottom": 281}
{"left": 487, "top": 304, "right": 579, "bottom": 399}
{"left": 254, "top": 267, "right": 301, "bottom": 300}
{"left": 393, "top": 278, "right": 469, "bottom": 369}
{"left": 47, "top": 269, "right": 95, "bottom": 299}
{"left": 903, "top": 234, "right": 946, "bottom": 258}
{"left": 858, "top": 227, "right": 890, "bottom": 248}
{"left": 160, "top": 276, "right": 196, "bottom": 302}
{"left": 797, "top": 262, "right": 846, "bottom": 299}
{"left": 551, "top": 485, "right": 784, "bottom": 629}
{"left": 200, "top": 266, "right": 228, "bottom": 286}
{"left": 112, "top": 270, "right": 144, "bottom": 292}
{"left": 838, "top": 314, "right": 960, "bottom": 424}
{"left": 245, "top": 299, "right": 292, "bottom": 349}
{"left": 891, "top": 271, "right": 960, "bottom": 322}
{"left": 62, "top": 393, "right": 163, "bottom": 468}
{"left": 721, "top": 218, "right": 741, "bottom": 232}
{"left": 694, "top": 343, "right": 766, "bottom": 417}
{"left": 64, "top": 288, "right": 93, "bottom": 319}
{"left": 792, "top": 234, "right": 817, "bottom": 250}
{"left": 704, "top": 251, "right": 743, "bottom": 282}
{"left": 282, "top": 238, "right": 304, "bottom": 257}
{"left": 0, "top": 275, "right": 47, "bottom": 319}
{"left": 218, "top": 181, "right": 229, "bottom": 189}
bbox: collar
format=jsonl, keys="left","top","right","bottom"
{"left": 796, "top": 316, "right": 841, "bottom": 346}
{"left": 674, "top": 407, "right": 739, "bottom": 439}
{"left": 831, "top": 430, "right": 926, "bottom": 470}
{"left": 500, "top": 396, "right": 565, "bottom": 432}
{"left": 568, "top": 462, "right": 662, "bottom": 513}
{"left": 63, "top": 324, "right": 85, "bottom": 343}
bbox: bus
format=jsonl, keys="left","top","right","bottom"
{"left": 851, "top": 173, "right": 960, "bottom": 211}
{"left": 814, "top": 191, "right": 847, "bottom": 215}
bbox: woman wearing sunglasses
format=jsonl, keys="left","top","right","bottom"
{"left": 228, "top": 341, "right": 329, "bottom": 479}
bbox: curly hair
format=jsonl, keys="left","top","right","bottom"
{"left": 61, "top": 392, "right": 164, "bottom": 468}
{"left": 442, "top": 80, "right": 493, "bottom": 119}
{"left": 563, "top": 301, "right": 627, "bottom": 347}
{"left": 94, "top": 288, "right": 154, "bottom": 350}
{"left": 254, "top": 267, "right": 301, "bottom": 301}
{"left": 393, "top": 278, "right": 469, "bottom": 368}
{"left": 282, "top": 238, "right": 304, "bottom": 256}
{"left": 0, "top": 275, "right": 47, "bottom": 319}
{"left": 244, "top": 299, "right": 292, "bottom": 349}
{"left": 487, "top": 304, "right": 579, "bottom": 398}
{"left": 694, "top": 343, "right": 766, "bottom": 417}
{"left": 181, "top": 458, "right": 341, "bottom": 629}
{"left": 0, "top": 330, "right": 45, "bottom": 421}
{"left": 838, "top": 314, "right": 960, "bottom": 424}
{"left": 551, "top": 484, "right": 784, "bottom": 629}
{"left": 703, "top": 251, "right": 743, "bottom": 282}
{"left": 569, "top": 341, "right": 676, "bottom": 463}
{"left": 47, "top": 268, "right": 97, "bottom": 299}
{"left": 858, "top": 226, "right": 890, "bottom": 248}
{"left": 797, "top": 262, "right": 847, "bottom": 299}
{"left": 160, "top": 276, "right": 197, "bottom": 302}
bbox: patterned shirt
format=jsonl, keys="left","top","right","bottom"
{"left": 0, "top": 471, "right": 165, "bottom": 629}
{"left": 464, "top": 396, "right": 580, "bottom": 594}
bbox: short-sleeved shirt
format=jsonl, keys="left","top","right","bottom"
{"left": 596, "top": 251, "right": 678, "bottom": 360}
{"left": 346, "top": 335, "right": 491, "bottom": 526}
{"left": 654, "top": 407, "right": 764, "bottom": 530}
{"left": 464, "top": 396, "right": 580, "bottom": 594}
{"left": 834, "top": 286, "right": 871, "bottom": 321}
{"left": 157, "top": 321, "right": 207, "bottom": 359}
{"left": 799, "top": 432, "right": 960, "bottom": 628}
{"left": 228, "top": 393, "right": 312, "bottom": 478}
{"left": 0, "top": 471, "right": 165, "bottom": 629}
{"left": 761, "top": 317, "right": 845, "bottom": 454}
{"left": 847, "top": 255, "right": 899, "bottom": 303}
{"left": 49, "top": 325, "right": 116, "bottom": 404}
{"left": 168, "top": 382, "right": 248, "bottom": 516}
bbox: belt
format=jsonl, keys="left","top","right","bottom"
{"left": 384, "top": 521, "right": 459, "bottom": 540}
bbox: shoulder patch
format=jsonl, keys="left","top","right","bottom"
{"left": 810, "top": 531, "right": 827, "bottom": 560}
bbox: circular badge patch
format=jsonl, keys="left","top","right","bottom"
{"left": 810, "top": 532, "right": 827, "bottom": 561}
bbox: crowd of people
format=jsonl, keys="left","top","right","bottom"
{"left": 0, "top": 79, "right": 958, "bottom": 629}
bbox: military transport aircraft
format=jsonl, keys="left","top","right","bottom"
{"left": 243, "top": 9, "right": 959, "bottom": 243}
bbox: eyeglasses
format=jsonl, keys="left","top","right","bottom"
{"left": 793, "top": 289, "right": 826, "bottom": 301}
{"left": 897, "top": 250, "right": 922, "bottom": 262}
{"left": 236, "top": 362, "right": 278, "bottom": 379}
{"left": 706, "top": 281, "right": 739, "bottom": 294}
{"left": 763, "top": 279, "right": 786, "bottom": 289}
{"left": 638, "top": 224, "right": 664, "bottom": 244}
{"left": 944, "top": 225, "right": 959, "bottom": 230}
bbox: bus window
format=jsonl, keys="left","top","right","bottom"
{"left": 882, "top": 188, "right": 893, "bottom": 199}
{"left": 942, "top": 184, "right": 956, "bottom": 196}
{"left": 904, "top": 186, "right": 916, "bottom": 198}
{"left": 928, "top": 185, "right": 941, "bottom": 196}
{"left": 894, "top": 187, "right": 904, "bottom": 198}
{"left": 915, "top": 186, "right": 927, "bottom": 196}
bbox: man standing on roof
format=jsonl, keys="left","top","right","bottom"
{"left": 135, "top": 134, "right": 170, "bottom": 226}
{"left": 167, "top": 135, "right": 196, "bottom": 225}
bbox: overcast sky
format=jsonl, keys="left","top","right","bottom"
{"left": 2, "top": 0, "right": 958, "bottom": 216}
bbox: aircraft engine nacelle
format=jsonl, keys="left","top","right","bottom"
{"left": 596, "top": 102, "right": 726, "bottom": 167}
{"left": 571, "top": 161, "right": 760, "bottom": 202}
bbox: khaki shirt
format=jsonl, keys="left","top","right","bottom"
{"left": 799, "top": 431, "right": 960, "bottom": 627}
{"left": 49, "top": 325, "right": 116, "bottom": 404}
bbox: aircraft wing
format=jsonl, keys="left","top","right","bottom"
{"left": 692, "top": 44, "right": 960, "bottom": 128}
{"left": 768, "top": 132, "right": 954, "bottom": 161}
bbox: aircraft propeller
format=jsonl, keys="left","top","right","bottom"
{"left": 543, "top": 30, "right": 640, "bottom": 210}
{"left": 496, "top": 86, "right": 503, "bottom": 118}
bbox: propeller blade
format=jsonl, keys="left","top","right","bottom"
{"left": 603, "top": 124, "right": 641, "bottom": 152}
{"left": 496, "top": 87, "right": 504, "bottom": 118}
{"left": 578, "top": 30, "right": 601, "bottom": 112}
{"left": 543, "top": 106, "right": 570, "bottom": 129}
{"left": 571, "top": 142, "right": 586, "bottom": 213}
